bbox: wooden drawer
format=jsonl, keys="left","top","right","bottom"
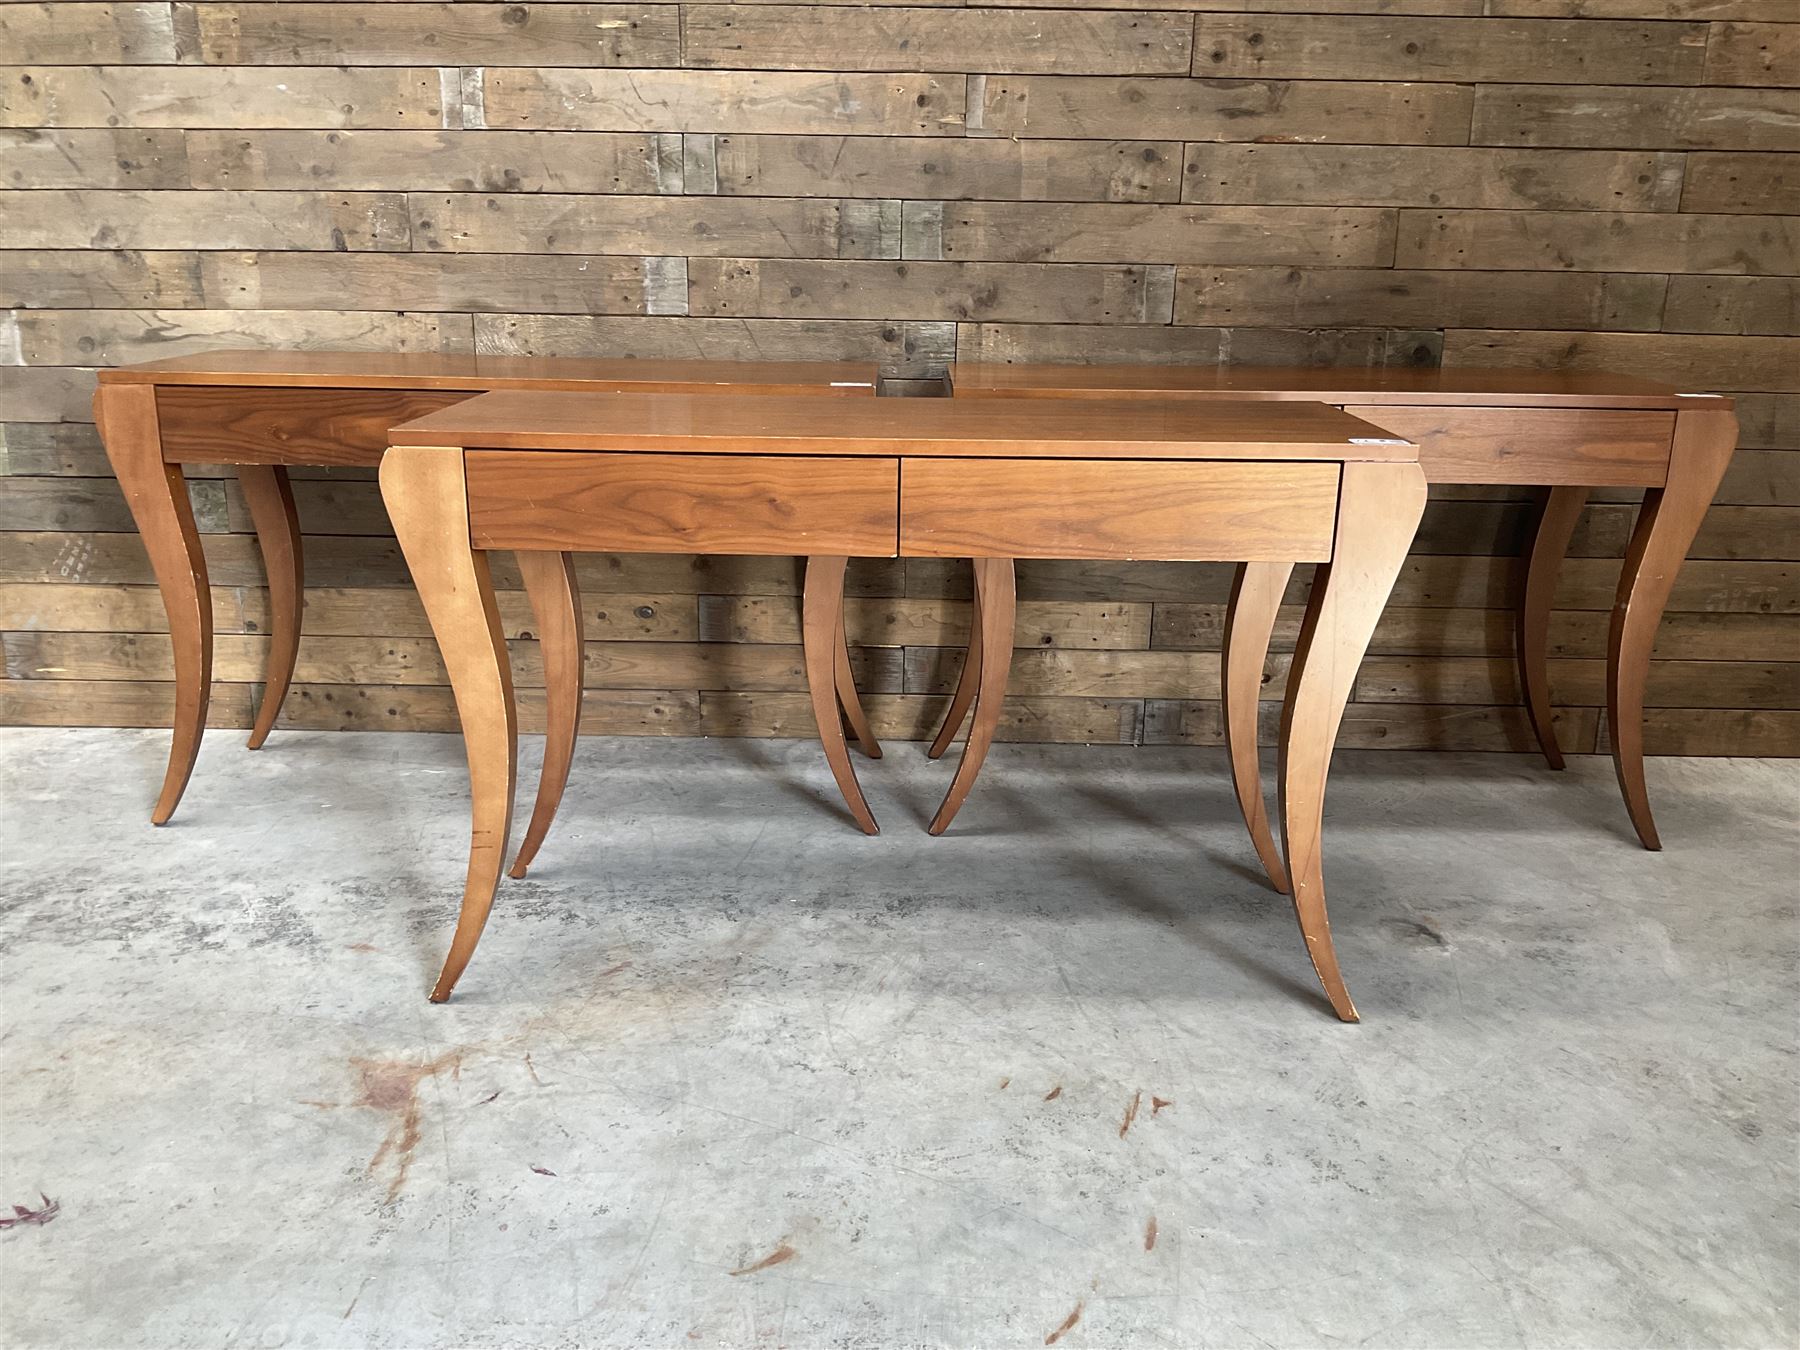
{"left": 1342, "top": 406, "right": 1673, "bottom": 487}
{"left": 158, "top": 386, "right": 471, "bottom": 466}
{"left": 899, "top": 458, "right": 1340, "bottom": 561}
{"left": 464, "top": 451, "right": 900, "bottom": 556}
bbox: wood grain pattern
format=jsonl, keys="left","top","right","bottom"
{"left": 684, "top": 6, "right": 1192, "bottom": 74}
{"left": 707, "top": 135, "right": 1181, "bottom": 202}
{"left": 189, "top": 3, "right": 682, "bottom": 68}
{"left": 1337, "top": 407, "right": 1675, "bottom": 485}
{"left": 1179, "top": 144, "right": 1684, "bottom": 211}
{"left": 0, "top": 66, "right": 447, "bottom": 129}
{"left": 899, "top": 459, "right": 1340, "bottom": 560}
{"left": 481, "top": 68, "right": 966, "bottom": 135}
{"left": 158, "top": 387, "right": 471, "bottom": 466}
{"left": 182, "top": 129, "right": 673, "bottom": 194}
{"left": 465, "top": 451, "right": 901, "bottom": 555}
{"left": 972, "top": 75, "right": 1475, "bottom": 143}
{"left": 1194, "top": 15, "right": 1708, "bottom": 84}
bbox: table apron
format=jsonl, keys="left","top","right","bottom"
{"left": 1340, "top": 406, "right": 1674, "bottom": 487}
{"left": 158, "top": 385, "right": 473, "bottom": 467}
{"left": 898, "top": 457, "right": 1340, "bottom": 561}
{"left": 464, "top": 450, "right": 902, "bottom": 556}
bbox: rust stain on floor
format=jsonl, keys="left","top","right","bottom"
{"left": 352, "top": 1049, "right": 463, "bottom": 1203}
{"left": 729, "top": 1241, "right": 796, "bottom": 1276}
{"left": 1043, "top": 1084, "right": 1063, "bottom": 1101}
{"left": 1152, "top": 1096, "right": 1172, "bottom": 1114}
{"left": 1119, "top": 1089, "right": 1142, "bottom": 1138}
{"left": 1045, "top": 1301, "right": 1084, "bottom": 1345}
{"left": 0, "top": 1193, "right": 59, "bottom": 1230}
{"left": 1145, "top": 1215, "right": 1158, "bottom": 1250}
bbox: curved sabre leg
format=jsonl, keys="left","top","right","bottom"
{"left": 1222, "top": 561, "right": 1295, "bottom": 894}
{"left": 382, "top": 445, "right": 518, "bottom": 1004}
{"left": 835, "top": 609, "right": 883, "bottom": 759}
{"left": 238, "top": 465, "right": 304, "bottom": 751}
{"left": 1609, "top": 405, "right": 1737, "bottom": 851}
{"left": 803, "top": 556, "right": 879, "bottom": 835}
{"left": 510, "top": 551, "right": 583, "bottom": 880}
{"left": 929, "top": 558, "right": 1016, "bottom": 836}
{"left": 927, "top": 570, "right": 983, "bottom": 760}
{"left": 96, "top": 384, "right": 212, "bottom": 825}
{"left": 1279, "top": 462, "right": 1427, "bottom": 1023}
{"left": 1518, "top": 487, "right": 1588, "bottom": 771}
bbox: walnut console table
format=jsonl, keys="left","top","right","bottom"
{"left": 381, "top": 390, "right": 1425, "bottom": 1019}
{"left": 939, "top": 364, "right": 1739, "bottom": 889}
{"left": 93, "top": 351, "right": 880, "bottom": 835}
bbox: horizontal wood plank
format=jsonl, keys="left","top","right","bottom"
{"left": 1471, "top": 83, "right": 1800, "bottom": 149}
{"left": 682, "top": 6, "right": 1193, "bottom": 74}
{"left": 0, "top": 3, "right": 181, "bottom": 64}
{"left": 689, "top": 258, "right": 1174, "bottom": 324}
{"left": 1681, "top": 152, "right": 1800, "bottom": 213}
{"left": 706, "top": 134, "right": 1181, "bottom": 202}
{"left": 1179, "top": 143, "right": 1684, "bottom": 210}
{"left": 1195, "top": 15, "right": 1708, "bottom": 84}
{"left": 1174, "top": 266, "right": 1667, "bottom": 331}
{"left": 0, "top": 128, "right": 189, "bottom": 189}
{"left": 0, "top": 65, "right": 448, "bottom": 129}
{"left": 1443, "top": 331, "right": 1800, "bottom": 393}
{"left": 411, "top": 193, "right": 894, "bottom": 258}
{"left": 189, "top": 3, "right": 681, "bottom": 67}
{"left": 184, "top": 129, "right": 675, "bottom": 193}
{"left": 1395, "top": 208, "right": 1799, "bottom": 274}
{"left": 931, "top": 202, "right": 1397, "bottom": 265}
{"left": 0, "top": 190, "right": 410, "bottom": 250}
{"left": 480, "top": 68, "right": 966, "bottom": 135}
{"left": 973, "top": 75, "right": 1475, "bottom": 144}
{"left": 198, "top": 251, "right": 671, "bottom": 316}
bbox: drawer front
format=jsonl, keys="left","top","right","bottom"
{"left": 1342, "top": 406, "right": 1673, "bottom": 487}
{"left": 899, "top": 458, "right": 1339, "bottom": 561}
{"left": 465, "top": 452, "right": 900, "bottom": 556}
{"left": 158, "top": 386, "right": 471, "bottom": 466}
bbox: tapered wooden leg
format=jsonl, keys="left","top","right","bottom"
{"left": 1518, "top": 486, "right": 1588, "bottom": 771}
{"left": 1609, "top": 404, "right": 1737, "bottom": 851}
{"left": 835, "top": 611, "right": 883, "bottom": 760}
{"left": 1223, "top": 561, "right": 1295, "bottom": 895}
{"left": 927, "top": 576, "right": 982, "bottom": 760}
{"left": 803, "top": 556, "right": 878, "bottom": 835}
{"left": 929, "top": 558, "right": 1016, "bottom": 836}
{"left": 237, "top": 464, "right": 304, "bottom": 751}
{"left": 509, "top": 550, "right": 583, "bottom": 880}
{"left": 1279, "top": 462, "right": 1427, "bottom": 1023}
{"left": 95, "top": 384, "right": 212, "bottom": 825}
{"left": 381, "top": 445, "right": 518, "bottom": 1004}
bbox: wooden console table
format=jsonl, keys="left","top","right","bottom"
{"left": 938, "top": 364, "right": 1739, "bottom": 889}
{"left": 93, "top": 351, "right": 880, "bottom": 839}
{"left": 382, "top": 390, "right": 1425, "bottom": 1020}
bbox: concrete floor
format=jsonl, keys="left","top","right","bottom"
{"left": 1, "top": 727, "right": 1795, "bottom": 1349}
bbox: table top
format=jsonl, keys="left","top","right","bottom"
{"left": 389, "top": 390, "right": 1417, "bottom": 461}
{"left": 950, "top": 363, "right": 1718, "bottom": 410}
{"left": 96, "top": 350, "right": 881, "bottom": 394}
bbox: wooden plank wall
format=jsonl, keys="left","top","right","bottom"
{"left": 1, "top": 1, "right": 1796, "bottom": 756}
